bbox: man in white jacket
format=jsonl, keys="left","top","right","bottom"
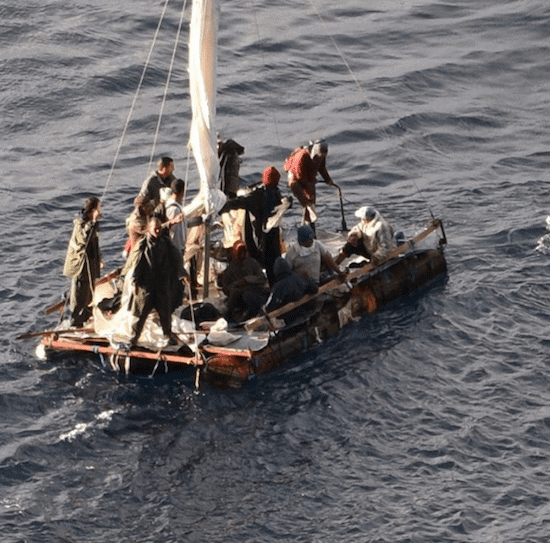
{"left": 336, "top": 206, "right": 396, "bottom": 266}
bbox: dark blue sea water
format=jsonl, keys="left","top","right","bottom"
{"left": 3, "top": 0, "right": 550, "bottom": 541}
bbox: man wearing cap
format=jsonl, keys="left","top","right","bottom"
{"left": 283, "top": 139, "right": 333, "bottom": 225}
{"left": 219, "top": 165, "right": 290, "bottom": 285}
{"left": 284, "top": 224, "right": 344, "bottom": 285}
{"left": 337, "top": 206, "right": 395, "bottom": 266}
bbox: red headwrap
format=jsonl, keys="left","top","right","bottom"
{"left": 232, "top": 240, "right": 247, "bottom": 260}
{"left": 262, "top": 166, "right": 280, "bottom": 188}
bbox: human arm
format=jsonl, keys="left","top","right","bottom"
{"left": 314, "top": 156, "right": 334, "bottom": 186}
{"left": 320, "top": 244, "right": 346, "bottom": 279}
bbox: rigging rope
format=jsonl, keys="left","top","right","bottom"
{"left": 307, "top": 0, "right": 373, "bottom": 112}
{"left": 100, "top": 0, "right": 189, "bottom": 203}
{"left": 100, "top": 0, "right": 172, "bottom": 203}
{"left": 247, "top": 0, "right": 283, "bottom": 150}
{"left": 307, "top": 0, "right": 437, "bottom": 217}
{"left": 148, "top": 0, "right": 189, "bottom": 171}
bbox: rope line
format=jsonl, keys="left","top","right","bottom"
{"left": 148, "top": 0, "right": 189, "bottom": 171}
{"left": 307, "top": 0, "right": 437, "bottom": 216}
{"left": 100, "top": 0, "right": 172, "bottom": 203}
{"left": 247, "top": 0, "right": 283, "bottom": 150}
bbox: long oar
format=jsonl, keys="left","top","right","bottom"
{"left": 333, "top": 183, "right": 348, "bottom": 232}
{"left": 44, "top": 267, "right": 122, "bottom": 315}
{"left": 17, "top": 326, "right": 95, "bottom": 341}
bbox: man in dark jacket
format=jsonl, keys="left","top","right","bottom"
{"left": 264, "top": 256, "right": 318, "bottom": 324}
{"left": 138, "top": 156, "right": 176, "bottom": 208}
{"left": 220, "top": 165, "right": 290, "bottom": 285}
{"left": 63, "top": 196, "right": 102, "bottom": 328}
{"left": 218, "top": 138, "right": 244, "bottom": 198}
{"left": 126, "top": 216, "right": 187, "bottom": 346}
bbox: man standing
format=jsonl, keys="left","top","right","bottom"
{"left": 138, "top": 156, "right": 176, "bottom": 208}
{"left": 218, "top": 137, "right": 244, "bottom": 199}
{"left": 126, "top": 217, "right": 187, "bottom": 346}
{"left": 219, "top": 165, "right": 288, "bottom": 285}
{"left": 165, "top": 178, "right": 186, "bottom": 256}
{"left": 63, "top": 196, "right": 102, "bottom": 328}
{"left": 284, "top": 139, "right": 333, "bottom": 225}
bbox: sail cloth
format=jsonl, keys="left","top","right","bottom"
{"left": 183, "top": 0, "right": 226, "bottom": 219}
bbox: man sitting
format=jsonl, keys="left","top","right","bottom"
{"left": 336, "top": 206, "right": 396, "bottom": 266}
{"left": 284, "top": 224, "right": 344, "bottom": 285}
{"left": 220, "top": 241, "right": 269, "bottom": 323}
{"left": 264, "top": 257, "right": 318, "bottom": 324}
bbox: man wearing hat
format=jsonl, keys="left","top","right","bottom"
{"left": 285, "top": 224, "right": 343, "bottom": 285}
{"left": 220, "top": 240, "right": 269, "bottom": 322}
{"left": 283, "top": 138, "right": 334, "bottom": 225}
{"left": 336, "top": 206, "right": 395, "bottom": 266}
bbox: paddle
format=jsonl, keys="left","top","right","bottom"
{"left": 333, "top": 183, "right": 348, "bottom": 232}
{"left": 245, "top": 218, "right": 442, "bottom": 331}
{"left": 17, "top": 326, "right": 95, "bottom": 341}
{"left": 44, "top": 266, "right": 123, "bottom": 315}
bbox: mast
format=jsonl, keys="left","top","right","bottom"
{"left": 186, "top": 0, "right": 224, "bottom": 298}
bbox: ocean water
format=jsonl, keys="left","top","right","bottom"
{"left": 2, "top": 0, "right": 550, "bottom": 541}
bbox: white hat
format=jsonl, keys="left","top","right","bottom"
{"left": 355, "top": 206, "right": 376, "bottom": 219}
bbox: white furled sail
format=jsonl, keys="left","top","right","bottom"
{"left": 184, "top": 0, "right": 225, "bottom": 219}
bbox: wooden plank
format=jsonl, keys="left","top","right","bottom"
{"left": 43, "top": 337, "right": 203, "bottom": 366}
{"left": 44, "top": 267, "right": 122, "bottom": 315}
{"left": 23, "top": 267, "right": 122, "bottom": 339}
{"left": 17, "top": 326, "right": 95, "bottom": 340}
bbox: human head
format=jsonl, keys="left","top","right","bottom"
{"left": 157, "top": 156, "right": 175, "bottom": 179}
{"left": 147, "top": 216, "right": 162, "bottom": 239}
{"left": 355, "top": 206, "right": 376, "bottom": 222}
{"left": 310, "top": 139, "right": 328, "bottom": 158}
{"left": 297, "top": 224, "right": 315, "bottom": 247}
{"left": 170, "top": 178, "right": 185, "bottom": 197}
{"left": 232, "top": 240, "right": 247, "bottom": 262}
{"left": 83, "top": 196, "right": 101, "bottom": 221}
{"left": 273, "top": 256, "right": 292, "bottom": 280}
{"left": 134, "top": 195, "right": 154, "bottom": 216}
{"left": 262, "top": 166, "right": 280, "bottom": 188}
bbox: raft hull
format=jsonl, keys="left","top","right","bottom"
{"left": 203, "top": 246, "right": 446, "bottom": 386}
{"left": 38, "top": 245, "right": 446, "bottom": 387}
